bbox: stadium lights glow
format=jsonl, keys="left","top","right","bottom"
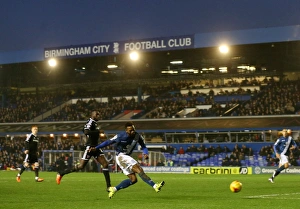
{"left": 181, "top": 68, "right": 199, "bottom": 74}
{"left": 74, "top": 133, "right": 79, "bottom": 137}
{"left": 170, "top": 60, "right": 183, "bottom": 65}
{"left": 50, "top": 134, "right": 54, "bottom": 137}
{"left": 48, "top": 58, "right": 57, "bottom": 67}
{"left": 161, "top": 70, "right": 179, "bottom": 74}
{"left": 219, "top": 67, "right": 228, "bottom": 73}
{"left": 202, "top": 67, "right": 215, "bottom": 71}
{"left": 249, "top": 66, "right": 256, "bottom": 71}
{"left": 63, "top": 133, "right": 67, "bottom": 137}
{"left": 107, "top": 64, "right": 118, "bottom": 69}
{"left": 129, "top": 51, "right": 139, "bottom": 61}
{"left": 219, "top": 45, "right": 229, "bottom": 54}
{"left": 237, "top": 65, "right": 256, "bottom": 71}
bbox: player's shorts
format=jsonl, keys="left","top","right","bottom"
{"left": 116, "top": 153, "right": 138, "bottom": 175}
{"left": 81, "top": 145, "right": 104, "bottom": 160}
{"left": 279, "top": 154, "right": 289, "bottom": 165}
{"left": 24, "top": 154, "right": 38, "bottom": 164}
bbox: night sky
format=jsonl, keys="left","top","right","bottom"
{"left": 1, "top": 0, "right": 300, "bottom": 52}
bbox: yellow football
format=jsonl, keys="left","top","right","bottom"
{"left": 230, "top": 180, "right": 242, "bottom": 193}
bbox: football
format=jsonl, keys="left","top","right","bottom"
{"left": 230, "top": 180, "right": 242, "bottom": 193}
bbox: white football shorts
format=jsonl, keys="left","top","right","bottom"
{"left": 116, "top": 153, "right": 138, "bottom": 175}
{"left": 279, "top": 154, "right": 289, "bottom": 165}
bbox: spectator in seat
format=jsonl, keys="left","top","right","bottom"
{"left": 177, "top": 147, "right": 185, "bottom": 154}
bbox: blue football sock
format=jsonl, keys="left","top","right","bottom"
{"left": 116, "top": 179, "right": 134, "bottom": 190}
{"left": 138, "top": 171, "right": 155, "bottom": 187}
{"left": 274, "top": 165, "right": 285, "bottom": 177}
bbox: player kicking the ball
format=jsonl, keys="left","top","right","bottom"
{"left": 94, "top": 122, "right": 165, "bottom": 198}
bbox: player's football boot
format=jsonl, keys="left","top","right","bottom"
{"left": 154, "top": 181, "right": 165, "bottom": 193}
{"left": 36, "top": 178, "right": 44, "bottom": 182}
{"left": 56, "top": 174, "right": 63, "bottom": 185}
{"left": 268, "top": 171, "right": 275, "bottom": 183}
{"left": 268, "top": 177, "right": 274, "bottom": 183}
{"left": 16, "top": 175, "right": 21, "bottom": 182}
{"left": 108, "top": 187, "right": 117, "bottom": 199}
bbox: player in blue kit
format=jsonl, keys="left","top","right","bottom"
{"left": 94, "top": 122, "right": 165, "bottom": 198}
{"left": 268, "top": 129, "right": 297, "bottom": 183}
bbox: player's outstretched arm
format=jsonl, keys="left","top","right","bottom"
{"left": 95, "top": 140, "right": 113, "bottom": 149}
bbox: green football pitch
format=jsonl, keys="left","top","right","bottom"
{"left": 1, "top": 171, "right": 300, "bottom": 209}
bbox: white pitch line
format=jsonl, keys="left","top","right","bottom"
{"left": 245, "top": 192, "right": 300, "bottom": 199}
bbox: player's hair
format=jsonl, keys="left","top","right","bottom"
{"left": 32, "top": 125, "right": 38, "bottom": 129}
{"left": 286, "top": 129, "right": 292, "bottom": 136}
{"left": 125, "top": 122, "right": 134, "bottom": 128}
{"left": 91, "top": 110, "right": 99, "bottom": 114}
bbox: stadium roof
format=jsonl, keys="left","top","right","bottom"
{"left": 1, "top": 25, "right": 300, "bottom": 65}
{"left": 1, "top": 25, "right": 300, "bottom": 87}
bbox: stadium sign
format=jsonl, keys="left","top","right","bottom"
{"left": 142, "top": 166, "right": 190, "bottom": 173}
{"left": 254, "top": 166, "right": 300, "bottom": 174}
{"left": 44, "top": 35, "right": 194, "bottom": 59}
{"left": 191, "top": 166, "right": 252, "bottom": 175}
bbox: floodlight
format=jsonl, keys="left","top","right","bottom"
{"left": 129, "top": 52, "right": 139, "bottom": 61}
{"left": 48, "top": 58, "right": 57, "bottom": 67}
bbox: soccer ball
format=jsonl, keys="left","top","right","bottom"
{"left": 230, "top": 180, "right": 242, "bottom": 193}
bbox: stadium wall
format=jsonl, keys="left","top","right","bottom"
{"left": 1, "top": 115, "right": 300, "bottom": 136}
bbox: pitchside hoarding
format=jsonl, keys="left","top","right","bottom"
{"left": 191, "top": 166, "right": 252, "bottom": 175}
{"left": 44, "top": 35, "right": 194, "bottom": 59}
{"left": 142, "top": 166, "right": 300, "bottom": 174}
{"left": 141, "top": 166, "right": 253, "bottom": 174}
{"left": 253, "top": 166, "right": 300, "bottom": 174}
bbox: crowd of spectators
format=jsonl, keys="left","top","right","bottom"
{"left": 0, "top": 76, "right": 299, "bottom": 122}
{"left": 0, "top": 92, "right": 70, "bottom": 123}
{"left": 231, "top": 79, "right": 300, "bottom": 116}
{"left": 161, "top": 142, "right": 300, "bottom": 167}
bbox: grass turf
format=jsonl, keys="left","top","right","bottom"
{"left": 1, "top": 171, "right": 299, "bottom": 209}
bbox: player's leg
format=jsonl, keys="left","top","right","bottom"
{"left": 16, "top": 154, "right": 31, "bottom": 182}
{"left": 107, "top": 173, "right": 137, "bottom": 199}
{"left": 16, "top": 161, "right": 29, "bottom": 182}
{"left": 59, "top": 159, "right": 88, "bottom": 175}
{"left": 117, "top": 173, "right": 138, "bottom": 190}
{"left": 132, "top": 164, "right": 155, "bottom": 187}
{"left": 97, "top": 154, "right": 111, "bottom": 189}
{"left": 107, "top": 154, "right": 137, "bottom": 198}
{"left": 269, "top": 154, "right": 288, "bottom": 183}
{"left": 56, "top": 151, "right": 89, "bottom": 185}
{"left": 33, "top": 161, "right": 44, "bottom": 182}
{"left": 132, "top": 164, "right": 165, "bottom": 192}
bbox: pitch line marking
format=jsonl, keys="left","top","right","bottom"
{"left": 245, "top": 192, "right": 300, "bottom": 199}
